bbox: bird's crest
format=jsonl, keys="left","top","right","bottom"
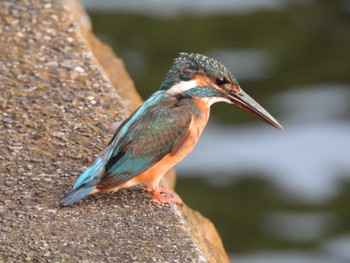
{"left": 161, "top": 52, "right": 238, "bottom": 90}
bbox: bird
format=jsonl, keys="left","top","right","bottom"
{"left": 59, "top": 52, "right": 283, "bottom": 206}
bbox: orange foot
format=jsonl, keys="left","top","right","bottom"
{"left": 146, "top": 187, "right": 183, "bottom": 206}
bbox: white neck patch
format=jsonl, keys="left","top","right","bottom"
{"left": 165, "top": 80, "right": 231, "bottom": 106}
{"left": 165, "top": 80, "right": 197, "bottom": 96}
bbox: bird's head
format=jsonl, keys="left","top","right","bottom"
{"left": 161, "top": 52, "right": 283, "bottom": 130}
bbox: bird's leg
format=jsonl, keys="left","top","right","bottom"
{"left": 145, "top": 186, "right": 183, "bottom": 206}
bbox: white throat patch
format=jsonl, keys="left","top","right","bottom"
{"left": 165, "top": 80, "right": 197, "bottom": 96}
{"left": 165, "top": 80, "right": 231, "bottom": 106}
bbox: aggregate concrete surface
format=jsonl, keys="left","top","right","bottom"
{"left": 0, "top": 0, "right": 207, "bottom": 262}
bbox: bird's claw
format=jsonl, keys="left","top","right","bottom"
{"left": 146, "top": 187, "right": 183, "bottom": 206}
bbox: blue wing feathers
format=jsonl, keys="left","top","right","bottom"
{"left": 98, "top": 97, "right": 193, "bottom": 188}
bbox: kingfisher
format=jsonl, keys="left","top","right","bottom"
{"left": 59, "top": 52, "right": 283, "bottom": 206}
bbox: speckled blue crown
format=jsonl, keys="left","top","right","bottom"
{"left": 161, "top": 52, "right": 238, "bottom": 90}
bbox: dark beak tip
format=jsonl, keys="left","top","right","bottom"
{"left": 275, "top": 123, "right": 284, "bottom": 131}
{"left": 263, "top": 118, "right": 284, "bottom": 131}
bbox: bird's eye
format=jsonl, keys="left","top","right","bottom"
{"left": 215, "top": 77, "right": 229, "bottom": 86}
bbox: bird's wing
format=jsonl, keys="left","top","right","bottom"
{"left": 97, "top": 106, "right": 192, "bottom": 189}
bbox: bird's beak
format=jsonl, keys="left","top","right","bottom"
{"left": 226, "top": 85, "right": 284, "bottom": 130}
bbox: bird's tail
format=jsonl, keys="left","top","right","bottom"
{"left": 59, "top": 184, "right": 96, "bottom": 206}
{"left": 59, "top": 157, "right": 106, "bottom": 206}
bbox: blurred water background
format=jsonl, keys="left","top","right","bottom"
{"left": 82, "top": 1, "right": 350, "bottom": 262}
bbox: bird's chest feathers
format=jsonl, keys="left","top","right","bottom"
{"left": 174, "top": 99, "right": 210, "bottom": 158}
{"left": 189, "top": 99, "right": 210, "bottom": 137}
